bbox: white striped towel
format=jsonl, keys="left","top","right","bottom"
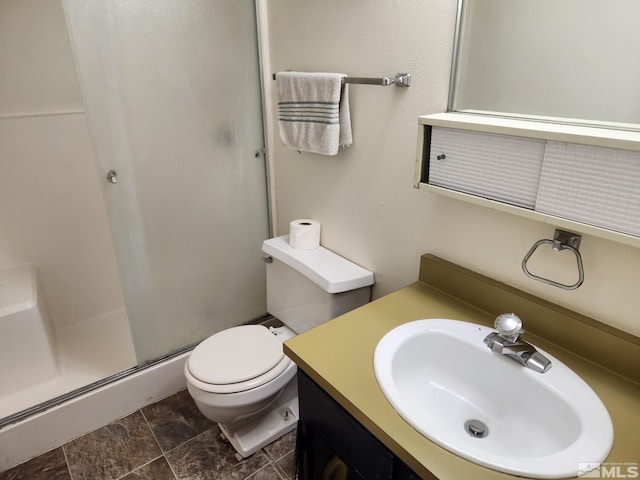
{"left": 275, "top": 72, "right": 352, "bottom": 156}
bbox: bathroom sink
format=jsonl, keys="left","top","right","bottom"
{"left": 373, "top": 319, "right": 613, "bottom": 479}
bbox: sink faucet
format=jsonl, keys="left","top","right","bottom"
{"left": 483, "top": 313, "right": 552, "bottom": 373}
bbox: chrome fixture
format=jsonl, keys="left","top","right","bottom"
{"left": 483, "top": 313, "right": 552, "bottom": 373}
{"left": 522, "top": 229, "right": 584, "bottom": 290}
{"left": 273, "top": 72, "right": 411, "bottom": 87}
{"left": 464, "top": 419, "right": 489, "bottom": 439}
{"left": 344, "top": 73, "right": 411, "bottom": 87}
{"left": 106, "top": 169, "right": 118, "bottom": 184}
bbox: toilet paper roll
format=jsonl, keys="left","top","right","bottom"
{"left": 289, "top": 219, "right": 321, "bottom": 250}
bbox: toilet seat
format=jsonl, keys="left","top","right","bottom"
{"left": 186, "top": 325, "right": 292, "bottom": 394}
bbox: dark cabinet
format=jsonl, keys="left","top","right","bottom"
{"left": 296, "top": 371, "right": 424, "bottom": 480}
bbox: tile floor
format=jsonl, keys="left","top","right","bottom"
{"left": 0, "top": 389, "right": 296, "bottom": 480}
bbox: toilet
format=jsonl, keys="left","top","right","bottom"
{"left": 184, "top": 234, "right": 374, "bottom": 458}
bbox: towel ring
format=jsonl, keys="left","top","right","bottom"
{"left": 522, "top": 229, "right": 584, "bottom": 290}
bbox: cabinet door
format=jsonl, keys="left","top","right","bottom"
{"left": 536, "top": 141, "right": 640, "bottom": 236}
{"left": 297, "top": 372, "right": 394, "bottom": 480}
{"left": 428, "top": 127, "right": 545, "bottom": 208}
{"left": 394, "top": 461, "right": 426, "bottom": 480}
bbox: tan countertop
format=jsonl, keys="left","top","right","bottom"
{"left": 284, "top": 256, "right": 640, "bottom": 480}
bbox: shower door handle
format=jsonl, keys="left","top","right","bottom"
{"left": 106, "top": 170, "right": 118, "bottom": 184}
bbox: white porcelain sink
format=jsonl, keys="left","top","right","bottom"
{"left": 373, "top": 319, "right": 613, "bottom": 479}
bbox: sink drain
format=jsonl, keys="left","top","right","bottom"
{"left": 464, "top": 419, "right": 488, "bottom": 438}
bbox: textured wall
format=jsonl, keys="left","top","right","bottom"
{"left": 264, "top": 0, "right": 640, "bottom": 336}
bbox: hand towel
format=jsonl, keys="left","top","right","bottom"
{"left": 276, "top": 72, "right": 352, "bottom": 156}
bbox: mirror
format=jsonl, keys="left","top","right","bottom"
{"left": 449, "top": 0, "right": 640, "bottom": 131}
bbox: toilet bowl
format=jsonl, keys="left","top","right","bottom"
{"left": 184, "top": 234, "right": 374, "bottom": 458}
{"left": 184, "top": 324, "right": 296, "bottom": 424}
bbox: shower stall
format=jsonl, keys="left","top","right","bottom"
{"left": 0, "top": 0, "right": 269, "bottom": 440}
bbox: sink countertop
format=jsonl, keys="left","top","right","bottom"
{"left": 284, "top": 257, "right": 640, "bottom": 480}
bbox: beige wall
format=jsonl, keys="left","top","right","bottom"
{"left": 263, "top": 0, "right": 640, "bottom": 337}
{"left": 0, "top": 0, "right": 126, "bottom": 329}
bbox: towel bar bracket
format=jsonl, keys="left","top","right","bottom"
{"left": 394, "top": 73, "right": 411, "bottom": 87}
{"left": 522, "top": 229, "right": 584, "bottom": 290}
{"left": 551, "top": 229, "right": 581, "bottom": 251}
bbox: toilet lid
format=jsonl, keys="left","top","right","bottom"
{"left": 187, "top": 325, "right": 285, "bottom": 385}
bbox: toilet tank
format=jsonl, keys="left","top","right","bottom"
{"left": 262, "top": 235, "right": 374, "bottom": 334}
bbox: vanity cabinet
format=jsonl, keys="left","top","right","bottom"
{"left": 296, "top": 371, "right": 422, "bottom": 480}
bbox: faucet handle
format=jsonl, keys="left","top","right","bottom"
{"left": 495, "top": 313, "right": 523, "bottom": 341}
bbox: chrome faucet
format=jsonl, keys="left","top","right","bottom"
{"left": 483, "top": 313, "right": 552, "bottom": 373}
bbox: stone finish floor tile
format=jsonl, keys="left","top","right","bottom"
{"left": 1, "top": 392, "right": 298, "bottom": 480}
{"left": 246, "top": 464, "right": 285, "bottom": 480}
{"left": 275, "top": 451, "right": 295, "bottom": 480}
{"left": 142, "top": 389, "right": 214, "bottom": 452}
{"left": 0, "top": 448, "right": 70, "bottom": 480}
{"left": 64, "top": 411, "right": 162, "bottom": 480}
{"left": 263, "top": 430, "right": 295, "bottom": 462}
{"left": 166, "top": 427, "right": 271, "bottom": 479}
{"left": 121, "top": 457, "right": 177, "bottom": 480}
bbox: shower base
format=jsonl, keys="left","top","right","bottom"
{"left": 0, "top": 348, "right": 189, "bottom": 472}
{"left": 0, "top": 264, "right": 58, "bottom": 395}
{"left": 0, "top": 307, "right": 136, "bottom": 421}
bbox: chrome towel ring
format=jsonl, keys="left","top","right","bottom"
{"left": 522, "top": 229, "right": 584, "bottom": 290}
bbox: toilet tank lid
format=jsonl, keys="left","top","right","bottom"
{"left": 262, "top": 235, "right": 374, "bottom": 294}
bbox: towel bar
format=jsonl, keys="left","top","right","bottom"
{"left": 522, "top": 229, "right": 584, "bottom": 290}
{"left": 273, "top": 72, "right": 411, "bottom": 87}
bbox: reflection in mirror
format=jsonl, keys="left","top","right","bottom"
{"left": 450, "top": 0, "right": 640, "bottom": 130}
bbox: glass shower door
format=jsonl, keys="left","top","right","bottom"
{"left": 63, "top": 1, "right": 269, "bottom": 364}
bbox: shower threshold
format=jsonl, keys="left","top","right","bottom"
{"left": 0, "top": 344, "right": 194, "bottom": 430}
{"left": 0, "top": 345, "right": 193, "bottom": 472}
